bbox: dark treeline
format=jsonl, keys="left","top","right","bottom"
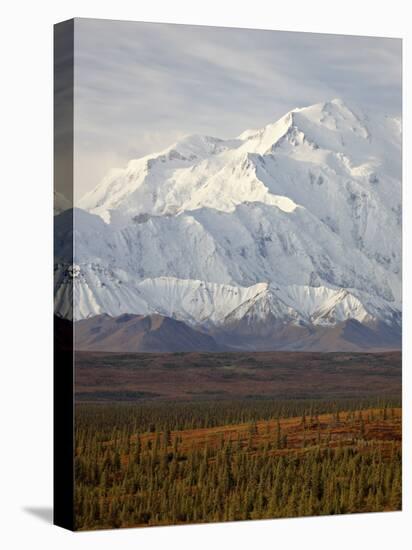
{"left": 75, "top": 396, "right": 401, "bottom": 439}
{"left": 74, "top": 397, "right": 401, "bottom": 530}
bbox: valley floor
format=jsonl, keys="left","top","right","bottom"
{"left": 73, "top": 351, "right": 402, "bottom": 530}
{"left": 75, "top": 350, "right": 401, "bottom": 402}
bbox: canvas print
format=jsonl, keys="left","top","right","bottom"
{"left": 54, "top": 18, "right": 402, "bottom": 531}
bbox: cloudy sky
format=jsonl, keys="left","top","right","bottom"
{"left": 73, "top": 18, "right": 401, "bottom": 198}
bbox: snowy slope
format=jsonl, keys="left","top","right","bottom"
{"left": 55, "top": 99, "right": 401, "bottom": 349}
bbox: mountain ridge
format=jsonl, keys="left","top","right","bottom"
{"left": 75, "top": 313, "right": 223, "bottom": 353}
{"left": 72, "top": 313, "right": 401, "bottom": 353}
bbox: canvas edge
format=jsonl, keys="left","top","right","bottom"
{"left": 53, "top": 17, "right": 75, "bottom": 532}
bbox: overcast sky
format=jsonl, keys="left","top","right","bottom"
{"left": 73, "top": 18, "right": 401, "bottom": 198}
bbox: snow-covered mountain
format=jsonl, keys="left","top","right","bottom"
{"left": 54, "top": 99, "right": 402, "bottom": 350}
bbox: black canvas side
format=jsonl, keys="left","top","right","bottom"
{"left": 53, "top": 18, "right": 75, "bottom": 532}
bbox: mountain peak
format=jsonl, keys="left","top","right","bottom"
{"left": 58, "top": 98, "right": 401, "bottom": 351}
{"left": 77, "top": 98, "right": 376, "bottom": 223}
{"left": 289, "top": 98, "right": 370, "bottom": 141}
